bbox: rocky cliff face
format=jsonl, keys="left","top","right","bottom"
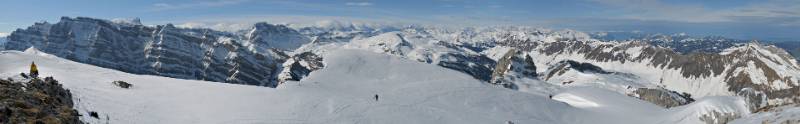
{"left": 3, "top": 17, "right": 308, "bottom": 86}
{"left": 489, "top": 49, "right": 537, "bottom": 89}
{"left": 241, "top": 22, "right": 311, "bottom": 52}
{"left": 276, "top": 52, "right": 324, "bottom": 85}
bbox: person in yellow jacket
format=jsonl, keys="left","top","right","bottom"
{"left": 30, "top": 61, "right": 39, "bottom": 78}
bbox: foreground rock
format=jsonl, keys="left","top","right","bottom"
{"left": 0, "top": 77, "right": 82, "bottom": 124}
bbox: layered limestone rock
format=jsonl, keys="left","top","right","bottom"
{"left": 4, "top": 17, "right": 304, "bottom": 86}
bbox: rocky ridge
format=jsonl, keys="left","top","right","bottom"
{"left": 4, "top": 17, "right": 307, "bottom": 86}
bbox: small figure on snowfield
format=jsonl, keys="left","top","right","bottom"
{"left": 30, "top": 62, "right": 39, "bottom": 78}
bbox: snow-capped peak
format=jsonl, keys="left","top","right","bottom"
{"left": 23, "top": 46, "right": 40, "bottom": 54}
{"left": 111, "top": 17, "right": 142, "bottom": 26}
{"left": 22, "top": 46, "right": 58, "bottom": 58}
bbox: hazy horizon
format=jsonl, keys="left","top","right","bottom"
{"left": 1, "top": 0, "right": 799, "bottom": 41}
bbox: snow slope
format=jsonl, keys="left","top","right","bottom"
{"left": 0, "top": 48, "right": 753, "bottom": 124}
{"left": 733, "top": 105, "right": 800, "bottom": 124}
{"left": 0, "top": 48, "right": 573, "bottom": 123}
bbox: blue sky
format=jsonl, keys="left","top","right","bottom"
{"left": 1, "top": 0, "right": 799, "bottom": 41}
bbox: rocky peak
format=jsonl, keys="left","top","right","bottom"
{"left": 276, "top": 52, "right": 324, "bottom": 86}
{"left": 243, "top": 22, "right": 311, "bottom": 52}
{"left": 253, "top": 22, "right": 291, "bottom": 32}
{"left": 489, "top": 49, "right": 538, "bottom": 89}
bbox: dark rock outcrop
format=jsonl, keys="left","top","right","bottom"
{"left": 112, "top": 81, "right": 132, "bottom": 89}
{"left": 0, "top": 77, "right": 82, "bottom": 124}
{"left": 276, "top": 52, "right": 324, "bottom": 86}
{"left": 436, "top": 53, "right": 496, "bottom": 82}
{"left": 630, "top": 88, "right": 694, "bottom": 108}
{"left": 544, "top": 60, "right": 611, "bottom": 81}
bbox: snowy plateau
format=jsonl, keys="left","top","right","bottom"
{"left": 1, "top": 17, "right": 799, "bottom": 124}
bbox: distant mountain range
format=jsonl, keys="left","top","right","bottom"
{"left": 591, "top": 31, "right": 800, "bottom": 61}
{"left": 5, "top": 17, "right": 800, "bottom": 116}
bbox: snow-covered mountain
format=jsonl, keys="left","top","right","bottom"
{"left": 591, "top": 31, "right": 800, "bottom": 62}
{"left": 1, "top": 48, "right": 768, "bottom": 124}
{"left": 527, "top": 41, "right": 800, "bottom": 110}
{"left": 3, "top": 17, "right": 312, "bottom": 87}
{"left": 291, "top": 24, "right": 800, "bottom": 111}
{"left": 5, "top": 17, "right": 800, "bottom": 123}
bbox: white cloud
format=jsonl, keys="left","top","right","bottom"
{"left": 586, "top": 0, "right": 800, "bottom": 25}
{"left": 151, "top": 0, "right": 249, "bottom": 11}
{"left": 0, "top": 32, "right": 8, "bottom": 37}
{"left": 719, "top": 0, "right": 800, "bottom": 26}
{"left": 345, "top": 2, "right": 373, "bottom": 6}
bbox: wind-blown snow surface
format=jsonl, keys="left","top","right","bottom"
{"left": 0, "top": 48, "right": 752, "bottom": 124}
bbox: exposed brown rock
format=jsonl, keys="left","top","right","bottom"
{"left": 0, "top": 77, "right": 82, "bottom": 124}
{"left": 490, "top": 49, "right": 518, "bottom": 84}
